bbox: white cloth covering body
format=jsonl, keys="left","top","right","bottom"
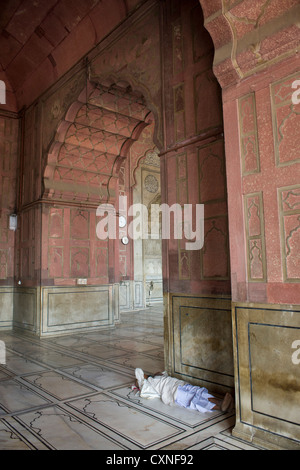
{"left": 135, "top": 368, "right": 184, "bottom": 405}
{"left": 134, "top": 368, "right": 215, "bottom": 413}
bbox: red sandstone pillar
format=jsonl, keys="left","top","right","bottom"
{"left": 200, "top": 0, "right": 300, "bottom": 449}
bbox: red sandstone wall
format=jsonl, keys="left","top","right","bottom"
{"left": 41, "top": 205, "right": 110, "bottom": 286}
{"left": 0, "top": 115, "right": 19, "bottom": 285}
{"left": 198, "top": 0, "right": 300, "bottom": 306}
{"left": 161, "top": 0, "right": 231, "bottom": 296}
{"left": 16, "top": 2, "right": 163, "bottom": 289}
{"left": 223, "top": 57, "right": 300, "bottom": 306}
{"left": 197, "top": 0, "right": 300, "bottom": 306}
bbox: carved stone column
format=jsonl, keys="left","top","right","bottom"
{"left": 200, "top": 0, "right": 300, "bottom": 449}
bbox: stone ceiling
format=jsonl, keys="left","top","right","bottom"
{"left": 0, "top": 0, "right": 144, "bottom": 111}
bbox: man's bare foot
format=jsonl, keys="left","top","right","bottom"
{"left": 221, "top": 393, "right": 234, "bottom": 412}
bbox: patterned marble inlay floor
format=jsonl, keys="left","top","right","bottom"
{"left": 0, "top": 305, "right": 262, "bottom": 451}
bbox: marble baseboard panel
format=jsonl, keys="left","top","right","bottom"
{"left": 134, "top": 281, "right": 144, "bottom": 309}
{"left": 165, "top": 293, "right": 234, "bottom": 396}
{"left": 11, "top": 285, "right": 117, "bottom": 337}
{"left": 13, "top": 288, "right": 40, "bottom": 335}
{"left": 119, "top": 280, "right": 146, "bottom": 311}
{"left": 40, "top": 285, "right": 115, "bottom": 337}
{"left": 0, "top": 288, "right": 14, "bottom": 330}
{"left": 113, "top": 284, "right": 120, "bottom": 323}
{"left": 119, "top": 281, "right": 133, "bottom": 311}
{"left": 232, "top": 302, "right": 300, "bottom": 450}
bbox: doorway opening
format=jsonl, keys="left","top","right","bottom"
{"left": 119, "top": 119, "right": 163, "bottom": 312}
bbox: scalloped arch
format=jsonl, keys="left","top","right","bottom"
{"left": 43, "top": 78, "right": 155, "bottom": 204}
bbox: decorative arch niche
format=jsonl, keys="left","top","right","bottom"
{"left": 43, "top": 79, "right": 156, "bottom": 205}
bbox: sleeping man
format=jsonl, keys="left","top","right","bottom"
{"left": 134, "top": 368, "right": 234, "bottom": 413}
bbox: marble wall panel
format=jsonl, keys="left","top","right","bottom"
{"left": 13, "top": 288, "right": 38, "bottom": 334}
{"left": 233, "top": 302, "right": 300, "bottom": 448}
{"left": 169, "top": 294, "right": 234, "bottom": 394}
{"left": 41, "top": 285, "right": 114, "bottom": 336}
{"left": 119, "top": 281, "right": 131, "bottom": 311}
{"left": 134, "top": 280, "right": 144, "bottom": 308}
{"left": 0, "top": 287, "right": 14, "bottom": 329}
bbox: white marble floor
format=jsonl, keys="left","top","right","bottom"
{"left": 0, "top": 305, "right": 262, "bottom": 451}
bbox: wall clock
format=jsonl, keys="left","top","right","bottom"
{"left": 119, "top": 216, "right": 127, "bottom": 228}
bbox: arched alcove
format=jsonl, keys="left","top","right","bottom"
{"left": 43, "top": 79, "right": 156, "bottom": 205}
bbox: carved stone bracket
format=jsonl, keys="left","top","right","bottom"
{"left": 199, "top": 0, "right": 300, "bottom": 88}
